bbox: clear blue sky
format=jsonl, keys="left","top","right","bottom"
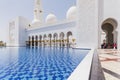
{"left": 0, "top": 0, "right": 76, "bottom": 42}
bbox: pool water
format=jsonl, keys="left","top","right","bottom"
{"left": 0, "top": 47, "right": 89, "bottom": 80}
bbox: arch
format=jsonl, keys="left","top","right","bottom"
{"left": 35, "top": 35, "right": 38, "bottom": 46}
{"left": 60, "top": 32, "right": 64, "bottom": 39}
{"left": 29, "top": 36, "right": 31, "bottom": 41}
{"left": 39, "top": 35, "right": 42, "bottom": 46}
{"left": 48, "top": 34, "right": 52, "bottom": 38}
{"left": 48, "top": 34, "right": 52, "bottom": 46}
{"left": 59, "top": 32, "right": 65, "bottom": 47}
{"left": 101, "top": 18, "right": 118, "bottom": 49}
{"left": 43, "top": 34, "right": 47, "bottom": 46}
{"left": 43, "top": 34, "right": 47, "bottom": 39}
{"left": 67, "top": 31, "right": 72, "bottom": 37}
{"left": 53, "top": 33, "right": 58, "bottom": 46}
{"left": 67, "top": 31, "right": 73, "bottom": 47}
{"left": 39, "top": 35, "right": 42, "bottom": 40}
{"left": 28, "top": 36, "right": 31, "bottom": 46}
{"left": 32, "top": 36, "right": 34, "bottom": 46}
{"left": 102, "top": 18, "right": 118, "bottom": 30}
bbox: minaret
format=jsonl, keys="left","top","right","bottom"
{"left": 32, "top": 0, "right": 43, "bottom": 24}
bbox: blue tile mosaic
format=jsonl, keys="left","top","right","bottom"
{"left": 0, "top": 47, "right": 89, "bottom": 80}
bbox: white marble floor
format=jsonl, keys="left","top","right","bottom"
{"left": 98, "top": 49, "right": 120, "bottom": 80}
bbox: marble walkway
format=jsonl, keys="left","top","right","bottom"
{"left": 98, "top": 49, "right": 120, "bottom": 80}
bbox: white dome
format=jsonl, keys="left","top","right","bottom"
{"left": 66, "top": 6, "right": 77, "bottom": 20}
{"left": 45, "top": 13, "right": 57, "bottom": 23}
{"left": 30, "top": 19, "right": 42, "bottom": 27}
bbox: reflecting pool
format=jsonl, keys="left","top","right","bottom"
{"left": 0, "top": 47, "right": 89, "bottom": 80}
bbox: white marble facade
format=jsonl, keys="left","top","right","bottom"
{"left": 8, "top": 0, "right": 120, "bottom": 49}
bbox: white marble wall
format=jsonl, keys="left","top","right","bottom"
{"left": 26, "top": 21, "right": 76, "bottom": 47}
{"left": 8, "top": 16, "right": 30, "bottom": 46}
{"left": 18, "top": 16, "right": 30, "bottom": 46}
{"left": 76, "top": 0, "right": 99, "bottom": 48}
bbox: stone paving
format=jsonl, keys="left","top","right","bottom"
{"left": 98, "top": 49, "right": 120, "bottom": 80}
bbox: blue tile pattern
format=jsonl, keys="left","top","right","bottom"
{"left": 0, "top": 47, "right": 89, "bottom": 80}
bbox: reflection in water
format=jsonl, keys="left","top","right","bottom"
{"left": 0, "top": 47, "right": 19, "bottom": 69}
{"left": 0, "top": 47, "right": 89, "bottom": 80}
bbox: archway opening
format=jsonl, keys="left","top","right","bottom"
{"left": 67, "top": 31, "right": 72, "bottom": 47}
{"left": 60, "top": 32, "right": 65, "bottom": 47}
{"left": 48, "top": 34, "right": 52, "bottom": 46}
{"left": 43, "top": 34, "right": 47, "bottom": 46}
{"left": 39, "top": 35, "right": 42, "bottom": 46}
{"left": 35, "top": 35, "right": 38, "bottom": 46}
{"left": 53, "top": 33, "right": 58, "bottom": 46}
{"left": 32, "top": 36, "right": 34, "bottom": 46}
{"left": 101, "top": 18, "right": 118, "bottom": 49}
{"left": 28, "top": 36, "right": 31, "bottom": 46}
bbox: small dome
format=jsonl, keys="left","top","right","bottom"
{"left": 66, "top": 6, "right": 77, "bottom": 20}
{"left": 45, "top": 13, "right": 57, "bottom": 23}
{"left": 30, "top": 19, "right": 42, "bottom": 27}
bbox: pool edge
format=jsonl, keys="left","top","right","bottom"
{"left": 67, "top": 48, "right": 94, "bottom": 80}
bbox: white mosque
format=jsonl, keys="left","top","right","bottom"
{"left": 8, "top": 0, "right": 120, "bottom": 49}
